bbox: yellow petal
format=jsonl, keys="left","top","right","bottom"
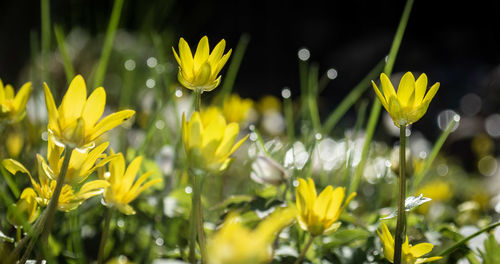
{"left": 59, "top": 75, "right": 87, "bottom": 125}
{"left": 215, "top": 122, "right": 239, "bottom": 158}
{"left": 77, "top": 180, "right": 109, "bottom": 198}
{"left": 120, "top": 156, "right": 142, "bottom": 193}
{"left": 208, "top": 39, "right": 226, "bottom": 67}
{"left": 109, "top": 152, "right": 126, "bottom": 187}
{"left": 408, "top": 243, "right": 434, "bottom": 258}
{"left": 201, "top": 112, "right": 225, "bottom": 152}
{"left": 187, "top": 112, "right": 203, "bottom": 149}
{"left": 397, "top": 72, "right": 415, "bottom": 106}
{"left": 116, "top": 203, "right": 136, "bottom": 215}
{"left": 372, "top": 81, "right": 389, "bottom": 111}
{"left": 44, "top": 83, "right": 60, "bottom": 134}
{"left": 89, "top": 110, "right": 135, "bottom": 141}
{"left": 379, "top": 73, "right": 396, "bottom": 99}
{"left": 214, "top": 49, "right": 232, "bottom": 77}
{"left": 193, "top": 36, "right": 210, "bottom": 71}
{"left": 178, "top": 70, "right": 194, "bottom": 90}
{"left": 5, "top": 84, "right": 14, "bottom": 99}
{"left": 203, "top": 75, "right": 222, "bottom": 92}
{"left": 415, "top": 256, "right": 443, "bottom": 263}
{"left": 388, "top": 96, "right": 404, "bottom": 126}
{"left": 313, "top": 186, "right": 334, "bottom": 220}
{"left": 2, "top": 158, "right": 31, "bottom": 177}
{"left": 327, "top": 187, "right": 345, "bottom": 221}
{"left": 13, "top": 82, "right": 32, "bottom": 112}
{"left": 414, "top": 73, "right": 428, "bottom": 105}
{"left": 172, "top": 47, "right": 182, "bottom": 68}
{"left": 194, "top": 62, "right": 212, "bottom": 87}
{"left": 0, "top": 79, "right": 4, "bottom": 102}
{"left": 178, "top": 38, "right": 194, "bottom": 78}
{"left": 82, "top": 87, "right": 106, "bottom": 130}
{"left": 423, "top": 82, "right": 440, "bottom": 103}
{"left": 124, "top": 178, "right": 162, "bottom": 203}
{"left": 226, "top": 133, "right": 248, "bottom": 159}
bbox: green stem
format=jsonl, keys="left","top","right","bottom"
{"left": 93, "top": 0, "right": 124, "bottom": 88}
{"left": 16, "top": 228, "right": 21, "bottom": 243}
{"left": 283, "top": 89, "right": 295, "bottom": 142}
{"left": 98, "top": 207, "right": 114, "bottom": 264}
{"left": 308, "top": 64, "right": 321, "bottom": 132}
{"left": 412, "top": 115, "right": 459, "bottom": 190}
{"left": 439, "top": 221, "right": 500, "bottom": 257}
{"left": 294, "top": 235, "right": 315, "bottom": 264}
{"left": 54, "top": 25, "right": 75, "bottom": 83}
{"left": 394, "top": 125, "right": 407, "bottom": 264}
{"left": 188, "top": 170, "right": 206, "bottom": 263}
{"left": 195, "top": 173, "right": 207, "bottom": 263}
{"left": 41, "top": 0, "right": 51, "bottom": 84}
{"left": 19, "top": 147, "right": 74, "bottom": 262}
{"left": 188, "top": 184, "right": 197, "bottom": 264}
{"left": 194, "top": 88, "right": 202, "bottom": 112}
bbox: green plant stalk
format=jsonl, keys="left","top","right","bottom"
{"left": 54, "top": 25, "right": 75, "bottom": 83}
{"left": 348, "top": 0, "right": 414, "bottom": 195}
{"left": 284, "top": 93, "right": 295, "bottom": 142}
{"left": 308, "top": 64, "right": 321, "bottom": 132}
{"left": 41, "top": 0, "right": 51, "bottom": 84}
{"left": 299, "top": 60, "right": 309, "bottom": 121}
{"left": 217, "top": 33, "right": 250, "bottom": 103}
{"left": 322, "top": 59, "right": 385, "bottom": 135}
{"left": 70, "top": 210, "right": 86, "bottom": 264}
{"left": 93, "top": 0, "right": 124, "bottom": 88}
{"left": 188, "top": 170, "right": 206, "bottom": 263}
{"left": 394, "top": 125, "right": 407, "bottom": 264}
{"left": 412, "top": 116, "right": 458, "bottom": 190}
{"left": 194, "top": 88, "right": 202, "bottom": 112}
{"left": 98, "top": 207, "right": 115, "bottom": 264}
{"left": 195, "top": 174, "right": 207, "bottom": 263}
{"left": 294, "top": 235, "right": 315, "bottom": 264}
{"left": 19, "top": 147, "right": 74, "bottom": 263}
{"left": 439, "top": 221, "right": 500, "bottom": 256}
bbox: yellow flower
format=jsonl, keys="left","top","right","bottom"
{"left": 207, "top": 207, "right": 296, "bottom": 264}
{"left": 172, "top": 36, "right": 232, "bottom": 92}
{"left": 258, "top": 95, "right": 281, "bottom": 114}
{"left": 6, "top": 129, "right": 24, "bottom": 158}
{"left": 0, "top": 79, "right": 31, "bottom": 122}
{"left": 372, "top": 72, "right": 439, "bottom": 127}
{"left": 296, "top": 178, "right": 356, "bottom": 236}
{"left": 182, "top": 111, "right": 248, "bottom": 172}
{"left": 2, "top": 157, "right": 109, "bottom": 212}
{"left": 45, "top": 139, "right": 116, "bottom": 184}
{"left": 102, "top": 152, "right": 162, "bottom": 215}
{"left": 44, "top": 75, "right": 135, "bottom": 150}
{"left": 377, "top": 223, "right": 442, "bottom": 264}
{"left": 222, "top": 94, "right": 253, "bottom": 124}
{"left": 7, "top": 188, "right": 39, "bottom": 227}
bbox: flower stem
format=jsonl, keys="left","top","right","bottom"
{"left": 188, "top": 170, "right": 206, "bottom": 263}
{"left": 394, "top": 125, "right": 407, "bottom": 264}
{"left": 194, "top": 88, "right": 202, "bottom": 112}
{"left": 294, "top": 235, "right": 315, "bottom": 264}
{"left": 19, "top": 146, "right": 74, "bottom": 262}
{"left": 98, "top": 207, "right": 115, "bottom": 264}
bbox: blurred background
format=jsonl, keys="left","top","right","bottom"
{"left": 0, "top": 0, "right": 499, "bottom": 173}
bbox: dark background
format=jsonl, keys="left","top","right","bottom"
{"left": 0, "top": 0, "right": 499, "bottom": 141}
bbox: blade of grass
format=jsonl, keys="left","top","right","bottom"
{"left": 299, "top": 59, "right": 309, "bottom": 121}
{"left": 322, "top": 59, "right": 385, "bottom": 135}
{"left": 412, "top": 114, "right": 459, "bottom": 190}
{"left": 0, "top": 166, "right": 20, "bottom": 198}
{"left": 283, "top": 87, "right": 295, "bottom": 142}
{"left": 217, "top": 33, "right": 250, "bottom": 103}
{"left": 54, "top": 25, "right": 75, "bottom": 84}
{"left": 349, "top": 0, "right": 414, "bottom": 195}
{"left": 41, "top": 0, "right": 51, "bottom": 84}
{"left": 93, "top": 0, "right": 124, "bottom": 89}
{"left": 439, "top": 221, "right": 500, "bottom": 257}
{"left": 308, "top": 64, "right": 321, "bottom": 132}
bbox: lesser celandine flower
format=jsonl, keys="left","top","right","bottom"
{"left": 182, "top": 111, "right": 248, "bottom": 172}
{"left": 2, "top": 157, "right": 109, "bottom": 211}
{"left": 43, "top": 139, "right": 116, "bottom": 184}
{"left": 0, "top": 79, "right": 31, "bottom": 122}
{"left": 377, "top": 223, "right": 442, "bottom": 264}
{"left": 222, "top": 94, "right": 253, "bottom": 124}
{"left": 207, "top": 207, "right": 296, "bottom": 264}
{"left": 101, "top": 151, "right": 162, "bottom": 215}
{"left": 372, "top": 72, "right": 439, "bottom": 127}
{"left": 296, "top": 178, "right": 356, "bottom": 236}
{"left": 172, "top": 36, "right": 232, "bottom": 92}
{"left": 7, "top": 188, "right": 39, "bottom": 227}
{"left": 44, "top": 75, "right": 135, "bottom": 150}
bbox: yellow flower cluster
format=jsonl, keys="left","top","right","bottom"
{"left": 0, "top": 79, "right": 31, "bottom": 122}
